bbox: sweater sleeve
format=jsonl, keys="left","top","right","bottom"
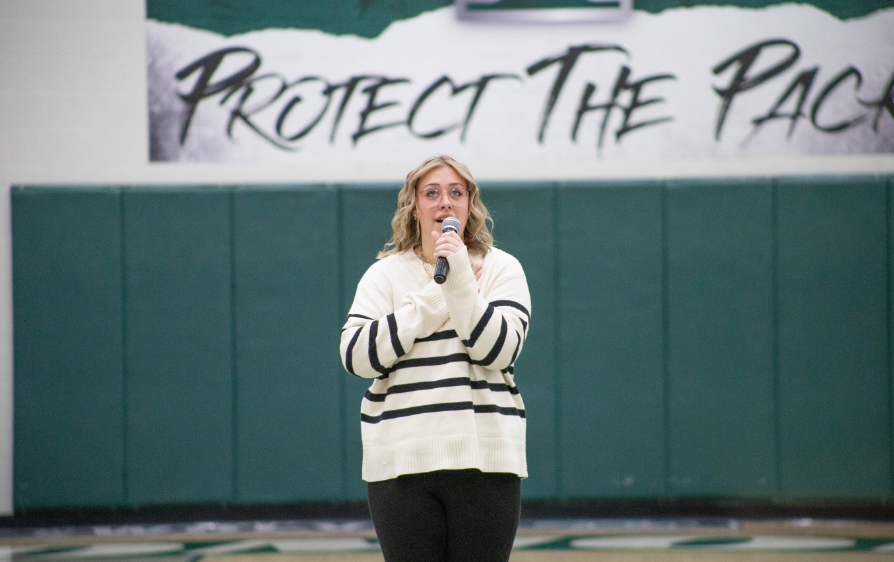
{"left": 340, "top": 263, "right": 450, "bottom": 379}
{"left": 440, "top": 247, "right": 531, "bottom": 373}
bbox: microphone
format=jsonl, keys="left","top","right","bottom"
{"left": 433, "top": 216, "right": 461, "bottom": 284}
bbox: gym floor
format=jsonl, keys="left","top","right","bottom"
{"left": 1, "top": 517, "right": 893, "bottom": 561}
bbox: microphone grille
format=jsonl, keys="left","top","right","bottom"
{"left": 441, "top": 216, "right": 461, "bottom": 233}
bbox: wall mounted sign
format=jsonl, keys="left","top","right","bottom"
{"left": 455, "top": 0, "right": 633, "bottom": 22}
{"left": 146, "top": 3, "right": 894, "bottom": 164}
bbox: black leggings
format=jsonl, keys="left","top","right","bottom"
{"left": 367, "top": 469, "right": 521, "bottom": 562}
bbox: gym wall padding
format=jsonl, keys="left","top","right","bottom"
{"left": 11, "top": 177, "right": 893, "bottom": 508}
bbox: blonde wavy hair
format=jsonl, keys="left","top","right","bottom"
{"left": 378, "top": 155, "right": 494, "bottom": 259}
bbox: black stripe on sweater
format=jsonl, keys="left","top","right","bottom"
{"left": 391, "top": 353, "right": 473, "bottom": 372}
{"left": 361, "top": 401, "right": 473, "bottom": 423}
{"left": 462, "top": 305, "right": 494, "bottom": 347}
{"left": 367, "top": 320, "right": 389, "bottom": 376}
{"left": 469, "top": 380, "right": 520, "bottom": 394}
{"left": 361, "top": 401, "right": 525, "bottom": 424}
{"left": 365, "top": 377, "right": 470, "bottom": 402}
{"left": 477, "top": 317, "right": 508, "bottom": 367}
{"left": 378, "top": 351, "right": 514, "bottom": 376}
{"left": 365, "top": 377, "right": 519, "bottom": 402}
{"left": 490, "top": 300, "right": 529, "bottom": 320}
{"left": 473, "top": 404, "right": 526, "bottom": 418}
{"left": 415, "top": 330, "right": 458, "bottom": 343}
{"left": 348, "top": 313, "right": 373, "bottom": 320}
{"left": 344, "top": 328, "right": 362, "bottom": 377}
{"left": 387, "top": 313, "right": 405, "bottom": 358}
{"left": 494, "top": 300, "right": 529, "bottom": 337}
{"left": 509, "top": 330, "right": 521, "bottom": 366}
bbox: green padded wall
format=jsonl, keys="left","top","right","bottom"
{"left": 11, "top": 175, "right": 894, "bottom": 508}
{"left": 665, "top": 179, "right": 776, "bottom": 496}
{"left": 557, "top": 182, "right": 666, "bottom": 498}
{"left": 339, "top": 185, "right": 399, "bottom": 501}
{"left": 123, "top": 189, "right": 235, "bottom": 505}
{"left": 12, "top": 189, "right": 124, "bottom": 508}
{"left": 486, "top": 184, "right": 558, "bottom": 498}
{"left": 775, "top": 177, "right": 890, "bottom": 498}
{"left": 232, "top": 186, "right": 343, "bottom": 502}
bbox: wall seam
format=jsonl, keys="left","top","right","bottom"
{"left": 5, "top": 188, "right": 14, "bottom": 512}
{"left": 887, "top": 176, "right": 893, "bottom": 499}
{"left": 337, "top": 185, "right": 348, "bottom": 500}
{"left": 552, "top": 182, "right": 562, "bottom": 497}
{"left": 120, "top": 189, "right": 129, "bottom": 506}
{"left": 772, "top": 179, "right": 782, "bottom": 500}
{"left": 661, "top": 182, "right": 670, "bottom": 498}
{"left": 229, "top": 189, "right": 239, "bottom": 502}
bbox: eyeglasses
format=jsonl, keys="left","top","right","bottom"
{"left": 418, "top": 186, "right": 468, "bottom": 202}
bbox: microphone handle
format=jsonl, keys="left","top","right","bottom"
{"left": 433, "top": 256, "right": 449, "bottom": 284}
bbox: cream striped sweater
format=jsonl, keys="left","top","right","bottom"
{"left": 340, "top": 246, "right": 531, "bottom": 482}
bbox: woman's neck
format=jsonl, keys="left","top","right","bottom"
{"left": 417, "top": 242, "right": 436, "bottom": 265}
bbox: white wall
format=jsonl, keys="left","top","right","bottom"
{"left": 1, "top": 0, "right": 892, "bottom": 515}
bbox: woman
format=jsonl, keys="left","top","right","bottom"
{"left": 340, "top": 156, "right": 531, "bottom": 562}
